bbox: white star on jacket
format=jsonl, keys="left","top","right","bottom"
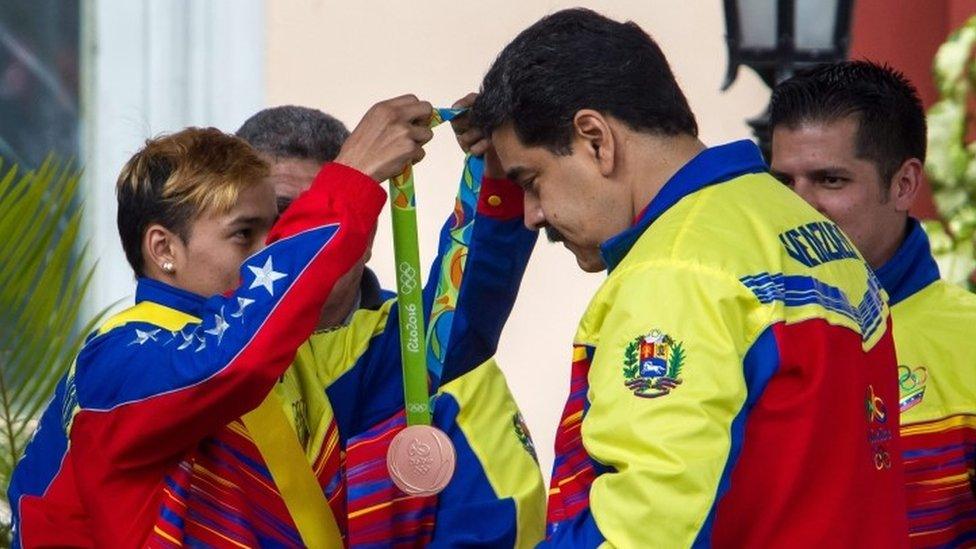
{"left": 231, "top": 297, "right": 255, "bottom": 319}
{"left": 204, "top": 307, "right": 230, "bottom": 345}
{"left": 130, "top": 328, "right": 160, "bottom": 346}
{"left": 177, "top": 329, "right": 196, "bottom": 351}
{"left": 247, "top": 256, "right": 287, "bottom": 296}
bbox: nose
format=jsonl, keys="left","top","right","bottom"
{"left": 522, "top": 193, "right": 545, "bottom": 231}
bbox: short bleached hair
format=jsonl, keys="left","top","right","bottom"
{"left": 115, "top": 127, "right": 269, "bottom": 276}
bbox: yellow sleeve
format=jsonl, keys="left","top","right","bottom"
{"left": 283, "top": 301, "right": 393, "bottom": 459}
{"left": 437, "top": 359, "right": 547, "bottom": 548}
{"left": 582, "top": 261, "right": 767, "bottom": 547}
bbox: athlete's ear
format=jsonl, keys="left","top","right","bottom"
{"left": 144, "top": 223, "right": 185, "bottom": 280}
{"left": 573, "top": 109, "right": 616, "bottom": 177}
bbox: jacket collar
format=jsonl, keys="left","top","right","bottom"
{"left": 599, "top": 140, "right": 767, "bottom": 272}
{"left": 874, "top": 218, "right": 941, "bottom": 306}
{"left": 135, "top": 277, "right": 208, "bottom": 317}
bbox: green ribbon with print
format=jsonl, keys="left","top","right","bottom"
{"left": 389, "top": 107, "right": 465, "bottom": 426}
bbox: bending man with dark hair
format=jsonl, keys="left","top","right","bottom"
{"left": 472, "top": 8, "right": 907, "bottom": 547}
{"left": 770, "top": 60, "right": 976, "bottom": 548}
{"left": 235, "top": 103, "right": 546, "bottom": 547}
{"left": 7, "top": 96, "right": 431, "bottom": 547}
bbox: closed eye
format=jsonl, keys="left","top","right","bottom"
{"left": 227, "top": 214, "right": 273, "bottom": 246}
{"left": 808, "top": 167, "right": 852, "bottom": 188}
{"left": 232, "top": 228, "right": 252, "bottom": 243}
{"left": 817, "top": 175, "right": 847, "bottom": 188}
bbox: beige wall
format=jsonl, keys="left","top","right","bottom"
{"left": 266, "top": 0, "right": 769, "bottom": 481}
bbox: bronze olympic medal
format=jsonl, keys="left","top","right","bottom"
{"left": 386, "top": 424, "right": 456, "bottom": 496}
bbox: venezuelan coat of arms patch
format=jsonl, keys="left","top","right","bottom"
{"left": 623, "top": 329, "right": 684, "bottom": 398}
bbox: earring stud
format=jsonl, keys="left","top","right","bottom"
{"left": 162, "top": 261, "right": 175, "bottom": 273}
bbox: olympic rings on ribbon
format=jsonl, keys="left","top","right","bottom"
{"left": 406, "top": 402, "right": 428, "bottom": 414}
{"left": 398, "top": 261, "right": 418, "bottom": 294}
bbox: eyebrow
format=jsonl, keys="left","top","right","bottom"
{"left": 226, "top": 215, "right": 271, "bottom": 228}
{"left": 770, "top": 166, "right": 854, "bottom": 180}
{"left": 808, "top": 167, "right": 855, "bottom": 178}
{"left": 506, "top": 166, "right": 530, "bottom": 185}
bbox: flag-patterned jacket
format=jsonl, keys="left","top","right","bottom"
{"left": 8, "top": 162, "right": 385, "bottom": 547}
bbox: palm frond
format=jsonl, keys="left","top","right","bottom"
{"left": 0, "top": 157, "right": 110, "bottom": 531}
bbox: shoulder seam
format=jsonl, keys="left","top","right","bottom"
{"left": 669, "top": 186, "right": 712, "bottom": 261}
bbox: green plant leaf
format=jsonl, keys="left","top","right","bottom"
{"left": 0, "top": 158, "right": 110, "bottom": 539}
{"left": 926, "top": 100, "right": 968, "bottom": 188}
{"left": 927, "top": 16, "right": 976, "bottom": 290}
{"left": 933, "top": 17, "right": 976, "bottom": 97}
{"left": 935, "top": 188, "right": 970, "bottom": 219}
{"left": 949, "top": 206, "right": 976, "bottom": 241}
{"left": 668, "top": 342, "right": 685, "bottom": 379}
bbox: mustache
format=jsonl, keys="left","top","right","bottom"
{"left": 544, "top": 226, "right": 566, "bottom": 243}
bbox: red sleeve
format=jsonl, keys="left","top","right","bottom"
{"left": 268, "top": 162, "right": 385, "bottom": 243}
{"left": 477, "top": 177, "right": 524, "bottom": 220}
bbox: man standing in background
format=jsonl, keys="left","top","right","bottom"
{"left": 238, "top": 106, "right": 387, "bottom": 325}
{"left": 770, "top": 60, "right": 976, "bottom": 548}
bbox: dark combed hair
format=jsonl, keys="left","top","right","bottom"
{"left": 770, "top": 60, "right": 926, "bottom": 184}
{"left": 471, "top": 8, "right": 697, "bottom": 153}
{"left": 235, "top": 105, "right": 350, "bottom": 163}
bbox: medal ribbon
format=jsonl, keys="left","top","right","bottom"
{"left": 390, "top": 107, "right": 466, "bottom": 426}
{"left": 426, "top": 155, "right": 482, "bottom": 383}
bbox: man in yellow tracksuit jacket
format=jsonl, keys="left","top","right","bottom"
{"left": 472, "top": 9, "right": 908, "bottom": 547}
{"left": 771, "top": 60, "right": 976, "bottom": 548}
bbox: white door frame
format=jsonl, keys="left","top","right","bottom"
{"left": 80, "top": 0, "right": 265, "bottom": 316}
